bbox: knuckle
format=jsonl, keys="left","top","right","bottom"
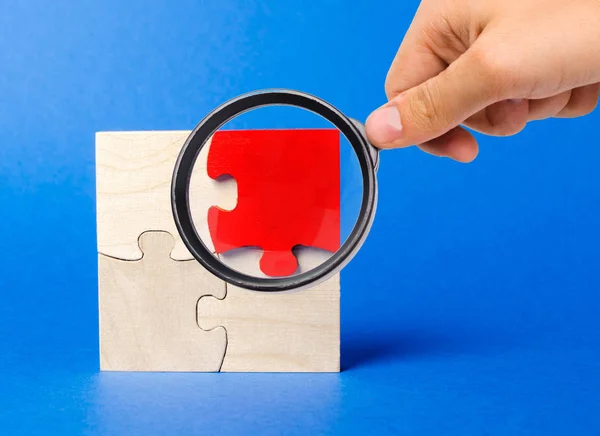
{"left": 479, "top": 121, "right": 525, "bottom": 137}
{"left": 494, "top": 121, "right": 527, "bottom": 137}
{"left": 482, "top": 114, "right": 525, "bottom": 137}
{"left": 408, "top": 80, "right": 450, "bottom": 130}
{"left": 474, "top": 100, "right": 528, "bottom": 137}
{"left": 420, "top": 13, "right": 469, "bottom": 60}
{"left": 561, "top": 89, "right": 599, "bottom": 117}
{"left": 563, "top": 102, "right": 597, "bottom": 118}
{"left": 577, "top": 95, "right": 599, "bottom": 116}
{"left": 469, "top": 46, "right": 523, "bottom": 98}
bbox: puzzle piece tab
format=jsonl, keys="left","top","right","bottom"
{"left": 207, "top": 129, "right": 341, "bottom": 277}
{"left": 98, "top": 231, "right": 227, "bottom": 372}
{"left": 95, "top": 131, "right": 237, "bottom": 261}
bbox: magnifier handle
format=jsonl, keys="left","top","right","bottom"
{"left": 349, "top": 118, "right": 380, "bottom": 173}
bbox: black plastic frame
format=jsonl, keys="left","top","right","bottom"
{"left": 171, "top": 89, "right": 378, "bottom": 292}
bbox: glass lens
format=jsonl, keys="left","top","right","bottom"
{"left": 188, "top": 104, "right": 363, "bottom": 279}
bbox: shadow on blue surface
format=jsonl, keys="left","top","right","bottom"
{"left": 341, "top": 324, "right": 521, "bottom": 371}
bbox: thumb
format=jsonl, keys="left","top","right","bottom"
{"left": 366, "top": 48, "right": 501, "bottom": 149}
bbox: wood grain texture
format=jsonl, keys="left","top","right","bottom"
{"left": 96, "top": 130, "right": 340, "bottom": 373}
{"left": 98, "top": 231, "right": 227, "bottom": 372}
{"left": 198, "top": 247, "right": 340, "bottom": 372}
{"left": 95, "top": 130, "right": 236, "bottom": 261}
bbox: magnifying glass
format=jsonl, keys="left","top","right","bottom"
{"left": 171, "top": 89, "right": 379, "bottom": 292}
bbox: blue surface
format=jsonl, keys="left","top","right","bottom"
{"left": 1, "top": 1, "right": 600, "bottom": 434}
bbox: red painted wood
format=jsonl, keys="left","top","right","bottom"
{"left": 207, "top": 129, "right": 341, "bottom": 277}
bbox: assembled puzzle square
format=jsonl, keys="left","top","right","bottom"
{"left": 95, "top": 130, "right": 341, "bottom": 372}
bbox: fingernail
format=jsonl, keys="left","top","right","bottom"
{"left": 366, "top": 104, "right": 403, "bottom": 145}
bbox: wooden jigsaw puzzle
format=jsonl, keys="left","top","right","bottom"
{"left": 96, "top": 129, "right": 341, "bottom": 372}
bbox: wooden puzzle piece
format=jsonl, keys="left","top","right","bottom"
{"left": 197, "top": 275, "right": 340, "bottom": 372}
{"left": 96, "top": 131, "right": 237, "bottom": 261}
{"left": 207, "top": 129, "right": 341, "bottom": 277}
{"left": 198, "top": 248, "right": 340, "bottom": 372}
{"left": 98, "top": 231, "right": 227, "bottom": 372}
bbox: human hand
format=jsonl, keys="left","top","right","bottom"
{"left": 365, "top": 0, "right": 600, "bottom": 162}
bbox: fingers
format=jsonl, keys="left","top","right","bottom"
{"left": 366, "top": 45, "right": 501, "bottom": 150}
{"left": 555, "top": 83, "right": 600, "bottom": 118}
{"left": 463, "top": 99, "right": 529, "bottom": 136}
{"left": 417, "top": 126, "right": 479, "bottom": 163}
{"left": 383, "top": 3, "right": 448, "bottom": 100}
{"left": 367, "top": 4, "right": 483, "bottom": 162}
{"left": 460, "top": 87, "right": 598, "bottom": 135}
{"left": 526, "top": 85, "right": 598, "bottom": 120}
{"left": 528, "top": 91, "right": 572, "bottom": 120}
{"left": 366, "top": 78, "right": 599, "bottom": 159}
{"left": 385, "top": 45, "right": 447, "bottom": 100}
{"left": 366, "top": 1, "right": 600, "bottom": 163}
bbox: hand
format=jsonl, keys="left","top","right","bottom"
{"left": 365, "top": 0, "right": 600, "bottom": 162}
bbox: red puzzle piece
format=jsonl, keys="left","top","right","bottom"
{"left": 207, "top": 129, "right": 341, "bottom": 277}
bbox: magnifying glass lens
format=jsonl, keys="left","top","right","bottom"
{"left": 187, "top": 104, "right": 364, "bottom": 281}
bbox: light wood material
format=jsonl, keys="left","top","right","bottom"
{"left": 95, "top": 130, "right": 237, "bottom": 261}
{"left": 198, "top": 251, "right": 340, "bottom": 372}
{"left": 98, "top": 231, "right": 227, "bottom": 372}
{"left": 96, "top": 130, "right": 341, "bottom": 373}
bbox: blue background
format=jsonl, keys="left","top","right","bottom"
{"left": 1, "top": 0, "right": 599, "bottom": 434}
